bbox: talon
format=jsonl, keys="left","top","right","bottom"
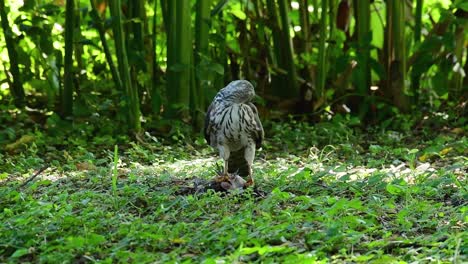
{"left": 245, "top": 177, "right": 254, "bottom": 187}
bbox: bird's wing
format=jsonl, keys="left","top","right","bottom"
{"left": 204, "top": 102, "right": 215, "bottom": 145}
{"left": 247, "top": 102, "right": 264, "bottom": 149}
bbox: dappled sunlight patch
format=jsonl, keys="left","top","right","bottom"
{"left": 1, "top": 120, "right": 466, "bottom": 263}
{"left": 160, "top": 157, "right": 216, "bottom": 175}
{"left": 325, "top": 161, "right": 439, "bottom": 183}
{"left": 256, "top": 150, "right": 460, "bottom": 187}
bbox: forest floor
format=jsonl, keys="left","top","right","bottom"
{"left": 0, "top": 117, "right": 467, "bottom": 263}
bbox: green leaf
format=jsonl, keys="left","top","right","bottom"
{"left": 240, "top": 245, "right": 291, "bottom": 256}
{"left": 386, "top": 184, "right": 403, "bottom": 195}
{"left": 203, "top": 259, "right": 217, "bottom": 264}
{"left": 211, "top": 63, "right": 224, "bottom": 75}
{"left": 87, "top": 233, "right": 106, "bottom": 246}
{"left": 11, "top": 248, "right": 29, "bottom": 258}
{"left": 67, "top": 236, "right": 86, "bottom": 248}
{"left": 230, "top": 8, "right": 246, "bottom": 20}
{"left": 408, "top": 149, "right": 419, "bottom": 154}
{"left": 355, "top": 254, "right": 375, "bottom": 261}
{"left": 211, "top": 0, "right": 230, "bottom": 17}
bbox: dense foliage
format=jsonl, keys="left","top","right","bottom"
{"left": 0, "top": 0, "right": 466, "bottom": 133}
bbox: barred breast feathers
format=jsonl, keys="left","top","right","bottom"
{"left": 204, "top": 80, "right": 263, "bottom": 148}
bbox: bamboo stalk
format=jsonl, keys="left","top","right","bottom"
{"left": 464, "top": 47, "right": 468, "bottom": 90}
{"left": 160, "top": 0, "right": 168, "bottom": 33}
{"left": 176, "top": 0, "right": 192, "bottom": 110}
{"left": 393, "top": 0, "right": 406, "bottom": 85}
{"left": 62, "top": 0, "right": 75, "bottom": 117}
{"left": 265, "top": 0, "right": 281, "bottom": 69}
{"left": 328, "top": 0, "right": 336, "bottom": 40}
{"left": 0, "top": 0, "right": 25, "bottom": 107}
{"left": 73, "top": 1, "right": 84, "bottom": 73}
{"left": 317, "top": 0, "right": 328, "bottom": 102}
{"left": 195, "top": 0, "right": 212, "bottom": 127}
{"left": 266, "top": 0, "right": 299, "bottom": 98}
{"left": 414, "top": 0, "right": 423, "bottom": 43}
{"left": 109, "top": 0, "right": 141, "bottom": 132}
{"left": 252, "top": 0, "right": 271, "bottom": 95}
{"left": 388, "top": 0, "right": 409, "bottom": 112}
{"left": 278, "top": 0, "right": 298, "bottom": 96}
{"left": 299, "top": 0, "right": 311, "bottom": 54}
{"left": 265, "top": 0, "right": 289, "bottom": 95}
{"left": 312, "top": 0, "right": 319, "bottom": 22}
{"left": 151, "top": 0, "right": 161, "bottom": 114}
{"left": 239, "top": 17, "right": 251, "bottom": 80}
{"left": 128, "top": 0, "right": 148, "bottom": 110}
{"left": 411, "top": 0, "right": 423, "bottom": 104}
{"left": 450, "top": 24, "right": 466, "bottom": 99}
{"left": 129, "top": 1, "right": 145, "bottom": 72}
{"left": 356, "top": 0, "right": 371, "bottom": 117}
{"left": 90, "top": 0, "right": 122, "bottom": 91}
{"left": 214, "top": 11, "right": 229, "bottom": 89}
{"left": 166, "top": 0, "right": 192, "bottom": 118}
{"left": 90, "top": 0, "right": 122, "bottom": 92}
{"left": 166, "top": 0, "right": 176, "bottom": 99}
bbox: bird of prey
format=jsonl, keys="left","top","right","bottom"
{"left": 204, "top": 80, "right": 264, "bottom": 185}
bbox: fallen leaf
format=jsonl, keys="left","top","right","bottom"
{"left": 76, "top": 162, "right": 97, "bottom": 171}
{"left": 439, "top": 147, "right": 453, "bottom": 156}
{"left": 450, "top": 128, "right": 464, "bottom": 135}
{"left": 171, "top": 238, "right": 186, "bottom": 244}
{"left": 418, "top": 154, "right": 430, "bottom": 162}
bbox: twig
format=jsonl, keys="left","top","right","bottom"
{"left": 19, "top": 165, "right": 49, "bottom": 188}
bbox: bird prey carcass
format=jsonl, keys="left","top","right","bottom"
{"left": 204, "top": 80, "right": 264, "bottom": 185}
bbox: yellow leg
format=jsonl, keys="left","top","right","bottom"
{"left": 224, "top": 160, "right": 229, "bottom": 175}
{"left": 246, "top": 167, "right": 254, "bottom": 187}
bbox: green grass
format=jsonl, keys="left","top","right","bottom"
{"left": 0, "top": 120, "right": 466, "bottom": 263}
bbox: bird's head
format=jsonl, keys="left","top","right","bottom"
{"left": 216, "top": 80, "right": 255, "bottom": 104}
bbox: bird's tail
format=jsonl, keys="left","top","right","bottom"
{"left": 227, "top": 148, "right": 250, "bottom": 177}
